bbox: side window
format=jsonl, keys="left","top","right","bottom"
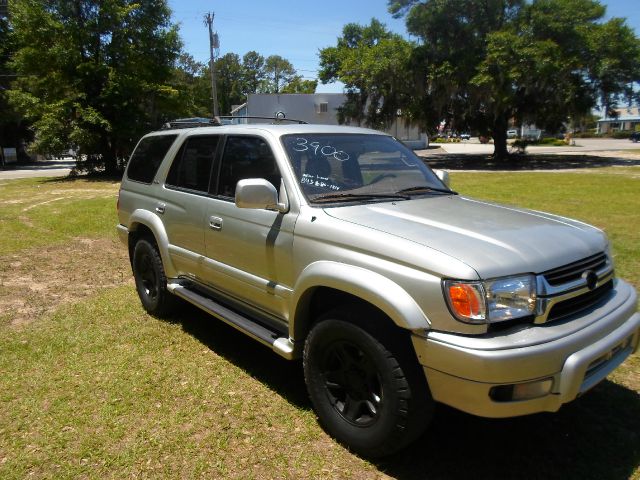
{"left": 126, "top": 134, "right": 177, "bottom": 184}
{"left": 166, "top": 135, "right": 219, "bottom": 192}
{"left": 217, "top": 136, "right": 281, "bottom": 198}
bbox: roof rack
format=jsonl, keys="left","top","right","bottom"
{"left": 160, "top": 115, "right": 308, "bottom": 130}
{"left": 161, "top": 117, "right": 220, "bottom": 129}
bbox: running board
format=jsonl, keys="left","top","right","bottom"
{"left": 168, "top": 283, "right": 295, "bottom": 360}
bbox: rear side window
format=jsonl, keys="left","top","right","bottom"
{"left": 166, "top": 135, "right": 219, "bottom": 192}
{"left": 126, "top": 134, "right": 177, "bottom": 184}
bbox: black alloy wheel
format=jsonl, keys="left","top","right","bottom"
{"left": 304, "top": 313, "right": 433, "bottom": 458}
{"left": 320, "top": 339, "right": 383, "bottom": 427}
{"left": 132, "top": 238, "right": 177, "bottom": 317}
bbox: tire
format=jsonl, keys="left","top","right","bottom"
{"left": 303, "top": 311, "right": 433, "bottom": 457}
{"left": 132, "top": 238, "right": 177, "bottom": 317}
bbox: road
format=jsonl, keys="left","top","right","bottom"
{"left": 426, "top": 137, "right": 640, "bottom": 156}
{"left": 0, "top": 159, "right": 75, "bottom": 180}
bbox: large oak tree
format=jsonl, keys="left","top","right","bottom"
{"left": 7, "top": 0, "right": 181, "bottom": 174}
{"left": 394, "top": 0, "right": 640, "bottom": 159}
{"left": 321, "top": 1, "right": 640, "bottom": 160}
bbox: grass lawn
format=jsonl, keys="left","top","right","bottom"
{"left": 0, "top": 170, "right": 638, "bottom": 479}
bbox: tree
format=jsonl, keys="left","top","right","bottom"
{"left": 214, "top": 53, "right": 247, "bottom": 115}
{"left": 242, "top": 50, "right": 265, "bottom": 96}
{"left": 0, "top": 11, "right": 27, "bottom": 157}
{"left": 262, "top": 55, "right": 296, "bottom": 93}
{"left": 388, "top": 0, "right": 640, "bottom": 160}
{"left": 168, "top": 52, "right": 210, "bottom": 119}
{"left": 7, "top": 0, "right": 181, "bottom": 174}
{"left": 280, "top": 76, "right": 317, "bottom": 94}
{"left": 319, "top": 19, "right": 415, "bottom": 128}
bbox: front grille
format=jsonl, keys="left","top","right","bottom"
{"left": 542, "top": 252, "right": 608, "bottom": 286}
{"left": 547, "top": 280, "right": 613, "bottom": 322}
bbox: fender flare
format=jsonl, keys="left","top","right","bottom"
{"left": 127, "top": 209, "right": 177, "bottom": 278}
{"left": 291, "top": 261, "right": 431, "bottom": 340}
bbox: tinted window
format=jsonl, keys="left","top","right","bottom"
{"left": 217, "top": 136, "right": 281, "bottom": 198}
{"left": 127, "top": 135, "right": 177, "bottom": 184}
{"left": 166, "top": 135, "right": 219, "bottom": 192}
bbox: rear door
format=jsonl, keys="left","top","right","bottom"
{"left": 161, "top": 134, "right": 220, "bottom": 278}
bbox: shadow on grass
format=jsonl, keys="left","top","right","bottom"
{"left": 166, "top": 304, "right": 639, "bottom": 479}
{"left": 168, "top": 303, "right": 311, "bottom": 410}
{"left": 378, "top": 380, "right": 640, "bottom": 480}
{"left": 41, "top": 171, "right": 124, "bottom": 184}
{"left": 422, "top": 153, "right": 640, "bottom": 171}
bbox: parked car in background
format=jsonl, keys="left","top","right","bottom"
{"left": 507, "top": 129, "right": 518, "bottom": 138}
{"left": 630, "top": 132, "right": 640, "bottom": 142}
{"left": 459, "top": 132, "right": 471, "bottom": 140}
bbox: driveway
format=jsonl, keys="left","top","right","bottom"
{"left": 424, "top": 137, "right": 640, "bottom": 156}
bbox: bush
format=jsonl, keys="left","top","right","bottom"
{"left": 610, "top": 130, "right": 633, "bottom": 139}
{"left": 538, "top": 137, "right": 567, "bottom": 146}
{"left": 574, "top": 131, "right": 600, "bottom": 138}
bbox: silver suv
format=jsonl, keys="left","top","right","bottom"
{"left": 117, "top": 121, "right": 639, "bottom": 457}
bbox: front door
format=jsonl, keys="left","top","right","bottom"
{"left": 202, "top": 135, "right": 296, "bottom": 318}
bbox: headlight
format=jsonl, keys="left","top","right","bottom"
{"left": 444, "top": 275, "right": 536, "bottom": 324}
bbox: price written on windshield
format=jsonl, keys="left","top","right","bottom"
{"left": 292, "top": 138, "right": 350, "bottom": 162}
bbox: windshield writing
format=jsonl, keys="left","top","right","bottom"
{"left": 282, "top": 134, "right": 447, "bottom": 204}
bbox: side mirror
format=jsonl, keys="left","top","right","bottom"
{"left": 433, "top": 169, "right": 450, "bottom": 188}
{"left": 235, "top": 179, "right": 286, "bottom": 212}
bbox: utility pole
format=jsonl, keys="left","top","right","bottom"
{"left": 204, "top": 12, "right": 220, "bottom": 117}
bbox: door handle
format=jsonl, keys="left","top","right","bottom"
{"left": 209, "top": 216, "right": 223, "bottom": 230}
{"left": 155, "top": 202, "right": 166, "bottom": 214}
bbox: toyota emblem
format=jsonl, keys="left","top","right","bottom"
{"left": 582, "top": 270, "right": 598, "bottom": 290}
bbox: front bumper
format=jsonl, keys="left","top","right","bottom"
{"left": 413, "top": 279, "right": 640, "bottom": 418}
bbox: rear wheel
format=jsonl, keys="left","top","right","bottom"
{"left": 303, "top": 310, "right": 433, "bottom": 457}
{"left": 132, "top": 238, "right": 177, "bottom": 317}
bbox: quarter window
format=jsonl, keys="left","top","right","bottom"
{"left": 126, "top": 134, "right": 177, "bottom": 184}
{"left": 166, "top": 135, "right": 219, "bottom": 192}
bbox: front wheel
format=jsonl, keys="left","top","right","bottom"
{"left": 132, "top": 238, "right": 177, "bottom": 317}
{"left": 303, "top": 314, "right": 433, "bottom": 457}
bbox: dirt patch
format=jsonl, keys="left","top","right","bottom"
{"left": 0, "top": 237, "right": 133, "bottom": 327}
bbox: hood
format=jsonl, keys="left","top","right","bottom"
{"left": 324, "top": 195, "right": 607, "bottom": 279}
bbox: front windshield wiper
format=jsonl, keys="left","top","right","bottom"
{"left": 311, "top": 192, "right": 410, "bottom": 204}
{"left": 395, "top": 185, "right": 458, "bottom": 195}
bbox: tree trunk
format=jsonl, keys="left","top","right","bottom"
{"left": 492, "top": 115, "right": 509, "bottom": 161}
{"left": 104, "top": 143, "right": 118, "bottom": 177}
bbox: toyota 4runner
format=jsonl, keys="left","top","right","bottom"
{"left": 117, "top": 119, "right": 640, "bottom": 457}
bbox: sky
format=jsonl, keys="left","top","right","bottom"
{"left": 167, "top": 0, "right": 640, "bottom": 94}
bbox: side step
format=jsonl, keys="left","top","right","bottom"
{"left": 168, "top": 283, "right": 295, "bottom": 360}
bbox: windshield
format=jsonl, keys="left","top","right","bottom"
{"left": 281, "top": 134, "right": 450, "bottom": 204}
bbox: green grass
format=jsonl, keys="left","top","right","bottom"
{"left": 0, "top": 172, "right": 638, "bottom": 479}
{"left": 0, "top": 288, "right": 361, "bottom": 479}
{"left": 450, "top": 168, "right": 640, "bottom": 289}
{"left": 0, "top": 177, "right": 118, "bottom": 253}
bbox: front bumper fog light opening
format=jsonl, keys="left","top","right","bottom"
{"left": 490, "top": 378, "right": 553, "bottom": 402}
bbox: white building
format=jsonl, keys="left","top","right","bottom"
{"left": 597, "top": 107, "right": 640, "bottom": 134}
{"left": 231, "top": 93, "right": 428, "bottom": 149}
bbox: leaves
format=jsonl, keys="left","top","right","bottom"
{"left": 7, "top": 0, "right": 182, "bottom": 173}
{"left": 319, "top": 19, "right": 414, "bottom": 128}
{"left": 386, "top": 0, "right": 640, "bottom": 159}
